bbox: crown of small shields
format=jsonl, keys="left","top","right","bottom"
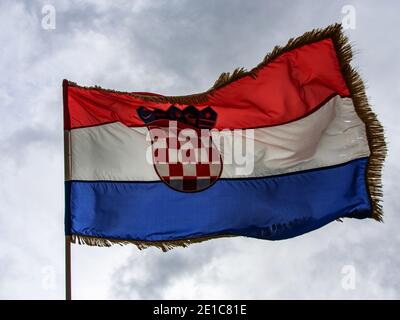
{"left": 137, "top": 105, "right": 217, "bottom": 129}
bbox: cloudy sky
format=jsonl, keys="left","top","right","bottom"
{"left": 0, "top": 0, "right": 399, "bottom": 299}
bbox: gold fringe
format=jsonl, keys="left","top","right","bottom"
{"left": 328, "top": 27, "right": 387, "bottom": 222}
{"left": 68, "top": 23, "right": 386, "bottom": 249}
{"left": 212, "top": 67, "right": 249, "bottom": 90}
{"left": 70, "top": 234, "right": 231, "bottom": 252}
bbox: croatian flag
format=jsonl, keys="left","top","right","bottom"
{"left": 64, "top": 24, "right": 385, "bottom": 250}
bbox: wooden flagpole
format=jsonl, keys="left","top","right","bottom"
{"left": 63, "top": 80, "right": 72, "bottom": 300}
{"left": 65, "top": 235, "right": 72, "bottom": 300}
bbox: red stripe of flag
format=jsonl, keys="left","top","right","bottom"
{"left": 64, "top": 38, "right": 349, "bottom": 130}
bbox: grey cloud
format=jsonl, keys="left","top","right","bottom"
{"left": 0, "top": 126, "right": 60, "bottom": 165}
{"left": 111, "top": 241, "right": 232, "bottom": 299}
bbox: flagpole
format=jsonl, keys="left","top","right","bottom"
{"left": 63, "top": 80, "right": 72, "bottom": 300}
{"left": 65, "top": 235, "right": 72, "bottom": 300}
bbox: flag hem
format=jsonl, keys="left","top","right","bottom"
{"left": 70, "top": 233, "right": 233, "bottom": 252}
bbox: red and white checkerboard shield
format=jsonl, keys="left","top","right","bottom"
{"left": 148, "top": 123, "right": 223, "bottom": 192}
